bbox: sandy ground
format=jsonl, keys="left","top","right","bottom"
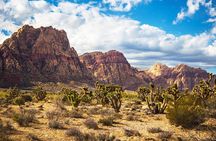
{"left": 0, "top": 99, "right": 215, "bottom": 141}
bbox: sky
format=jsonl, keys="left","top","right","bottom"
{"left": 0, "top": 0, "right": 216, "bottom": 73}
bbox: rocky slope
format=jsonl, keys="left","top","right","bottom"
{"left": 0, "top": 25, "right": 92, "bottom": 87}
{"left": 80, "top": 50, "right": 144, "bottom": 89}
{"left": 145, "top": 63, "right": 209, "bottom": 90}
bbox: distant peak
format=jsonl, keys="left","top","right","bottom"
{"left": 148, "top": 63, "right": 170, "bottom": 77}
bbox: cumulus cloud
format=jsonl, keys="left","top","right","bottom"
{"left": 102, "top": 0, "right": 152, "bottom": 12}
{"left": 0, "top": 0, "right": 216, "bottom": 71}
{"left": 173, "top": 0, "right": 216, "bottom": 24}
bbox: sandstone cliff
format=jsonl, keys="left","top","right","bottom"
{"left": 0, "top": 25, "right": 92, "bottom": 87}
{"left": 80, "top": 50, "right": 143, "bottom": 89}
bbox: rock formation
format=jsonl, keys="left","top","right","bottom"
{"left": 0, "top": 25, "right": 92, "bottom": 87}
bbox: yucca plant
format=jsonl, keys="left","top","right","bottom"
{"left": 192, "top": 73, "right": 216, "bottom": 107}
{"left": 145, "top": 83, "right": 168, "bottom": 114}
{"left": 61, "top": 88, "right": 82, "bottom": 108}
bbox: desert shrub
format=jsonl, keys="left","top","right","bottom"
{"left": 126, "top": 114, "right": 138, "bottom": 121}
{"left": 157, "top": 131, "right": 173, "bottom": 140}
{"left": 124, "top": 129, "right": 141, "bottom": 137}
{"left": 33, "top": 87, "right": 47, "bottom": 101}
{"left": 70, "top": 109, "right": 83, "bottom": 118}
{"left": 46, "top": 110, "right": 61, "bottom": 120}
{"left": 147, "top": 127, "right": 163, "bottom": 133}
{"left": 26, "top": 133, "right": 41, "bottom": 141}
{"left": 98, "top": 116, "right": 114, "bottom": 126}
{"left": 65, "top": 127, "right": 85, "bottom": 141}
{"left": 0, "top": 119, "right": 13, "bottom": 141}
{"left": 5, "top": 87, "right": 21, "bottom": 104}
{"left": 48, "top": 120, "right": 64, "bottom": 129}
{"left": 21, "top": 94, "right": 32, "bottom": 102}
{"left": 13, "top": 96, "right": 25, "bottom": 105}
{"left": 55, "top": 96, "right": 67, "bottom": 111}
{"left": 13, "top": 109, "right": 37, "bottom": 126}
{"left": 83, "top": 118, "right": 98, "bottom": 129}
{"left": 166, "top": 95, "right": 205, "bottom": 128}
{"left": 97, "top": 133, "right": 116, "bottom": 141}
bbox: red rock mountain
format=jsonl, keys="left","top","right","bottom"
{"left": 80, "top": 52, "right": 209, "bottom": 90}
{"left": 79, "top": 50, "right": 144, "bottom": 89}
{"left": 0, "top": 25, "right": 210, "bottom": 89}
{"left": 145, "top": 63, "right": 208, "bottom": 90}
{"left": 0, "top": 25, "right": 92, "bottom": 87}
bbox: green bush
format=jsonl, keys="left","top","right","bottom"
{"left": 13, "top": 97, "right": 25, "bottom": 105}
{"left": 166, "top": 95, "right": 205, "bottom": 128}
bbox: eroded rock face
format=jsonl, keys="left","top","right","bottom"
{"left": 145, "top": 63, "right": 209, "bottom": 90}
{"left": 80, "top": 50, "right": 143, "bottom": 89}
{"left": 0, "top": 25, "right": 92, "bottom": 87}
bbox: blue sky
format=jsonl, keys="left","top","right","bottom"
{"left": 0, "top": 0, "right": 216, "bottom": 73}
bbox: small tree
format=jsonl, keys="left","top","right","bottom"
{"left": 145, "top": 83, "right": 168, "bottom": 114}
{"left": 80, "top": 87, "right": 93, "bottom": 103}
{"left": 137, "top": 87, "right": 150, "bottom": 101}
{"left": 192, "top": 74, "right": 215, "bottom": 107}
{"left": 62, "top": 88, "right": 82, "bottom": 108}
{"left": 95, "top": 82, "right": 110, "bottom": 105}
{"left": 107, "top": 90, "right": 122, "bottom": 113}
{"left": 95, "top": 82, "right": 123, "bottom": 112}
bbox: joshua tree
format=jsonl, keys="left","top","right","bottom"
{"left": 192, "top": 73, "right": 216, "bottom": 107}
{"left": 61, "top": 88, "right": 82, "bottom": 108}
{"left": 95, "top": 82, "right": 123, "bottom": 112}
{"left": 145, "top": 83, "right": 168, "bottom": 114}
{"left": 137, "top": 86, "right": 150, "bottom": 101}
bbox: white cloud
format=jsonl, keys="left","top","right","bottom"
{"left": 102, "top": 0, "right": 152, "bottom": 12}
{"left": 173, "top": 0, "right": 216, "bottom": 24}
{"left": 0, "top": 0, "right": 216, "bottom": 70}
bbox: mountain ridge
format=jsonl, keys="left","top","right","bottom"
{"left": 0, "top": 25, "right": 210, "bottom": 90}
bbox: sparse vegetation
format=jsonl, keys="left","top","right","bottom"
{"left": 83, "top": 118, "right": 98, "bottom": 129}
{"left": 124, "top": 129, "right": 141, "bottom": 137}
{"left": 147, "top": 127, "right": 163, "bottom": 133}
{"left": 13, "top": 96, "right": 25, "bottom": 105}
{"left": 98, "top": 116, "right": 114, "bottom": 126}
{"left": 0, "top": 76, "right": 215, "bottom": 140}
{"left": 33, "top": 87, "right": 47, "bottom": 101}
{"left": 13, "top": 109, "right": 37, "bottom": 126}
{"left": 48, "top": 119, "right": 64, "bottom": 129}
